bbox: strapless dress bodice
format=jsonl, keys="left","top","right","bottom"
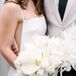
{"left": 20, "top": 16, "right": 47, "bottom": 52}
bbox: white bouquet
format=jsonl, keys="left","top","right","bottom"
{"left": 47, "top": 37, "right": 76, "bottom": 76}
{"left": 14, "top": 35, "right": 76, "bottom": 76}
{"left": 14, "top": 35, "right": 50, "bottom": 76}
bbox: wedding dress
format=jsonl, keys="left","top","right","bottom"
{"left": 7, "top": 7, "right": 47, "bottom": 76}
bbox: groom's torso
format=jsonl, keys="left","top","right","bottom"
{"left": 44, "top": 0, "right": 76, "bottom": 40}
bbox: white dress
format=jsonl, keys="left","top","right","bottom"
{"left": 7, "top": 9, "right": 47, "bottom": 76}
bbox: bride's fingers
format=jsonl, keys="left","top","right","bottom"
{"left": 13, "top": 39, "right": 19, "bottom": 51}
{"left": 12, "top": 47, "right": 18, "bottom": 56}
{"left": 11, "top": 39, "right": 19, "bottom": 56}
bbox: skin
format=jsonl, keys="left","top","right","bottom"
{"left": 0, "top": 0, "right": 42, "bottom": 68}
{"left": 11, "top": 39, "right": 19, "bottom": 56}
{"left": 0, "top": 3, "right": 21, "bottom": 68}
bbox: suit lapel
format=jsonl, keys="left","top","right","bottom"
{"left": 50, "top": 0, "right": 62, "bottom": 27}
{"left": 46, "top": 0, "right": 75, "bottom": 28}
{"left": 45, "top": 0, "right": 61, "bottom": 27}
{"left": 63, "top": 0, "right": 74, "bottom": 23}
{"left": 53, "top": 0, "right": 75, "bottom": 26}
{"left": 53, "top": 0, "right": 62, "bottom": 24}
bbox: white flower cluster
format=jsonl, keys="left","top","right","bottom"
{"left": 14, "top": 35, "right": 76, "bottom": 76}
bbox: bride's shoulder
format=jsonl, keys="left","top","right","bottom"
{"left": 2, "top": 2, "right": 19, "bottom": 12}
{"left": 0, "top": 2, "right": 21, "bottom": 21}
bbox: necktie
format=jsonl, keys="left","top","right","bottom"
{"left": 58, "top": 0, "right": 68, "bottom": 21}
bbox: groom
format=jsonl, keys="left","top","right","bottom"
{"left": 44, "top": 0, "right": 76, "bottom": 76}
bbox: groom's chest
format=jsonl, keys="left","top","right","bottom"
{"left": 54, "top": 0, "right": 59, "bottom": 8}
{"left": 45, "top": 0, "right": 76, "bottom": 28}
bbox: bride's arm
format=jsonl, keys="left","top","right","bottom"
{"left": 0, "top": 3, "right": 20, "bottom": 68}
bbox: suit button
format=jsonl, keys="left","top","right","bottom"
{"left": 60, "top": 26, "right": 65, "bottom": 31}
{"left": 61, "top": 28, "right": 64, "bottom": 31}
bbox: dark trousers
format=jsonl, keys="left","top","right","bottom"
{"left": 58, "top": 68, "right": 76, "bottom": 76}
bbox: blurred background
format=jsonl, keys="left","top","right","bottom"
{"left": 0, "top": 1, "right": 10, "bottom": 76}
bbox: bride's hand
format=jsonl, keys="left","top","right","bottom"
{"left": 11, "top": 39, "right": 19, "bottom": 56}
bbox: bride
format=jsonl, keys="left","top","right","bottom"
{"left": 0, "top": 0, "right": 47, "bottom": 76}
